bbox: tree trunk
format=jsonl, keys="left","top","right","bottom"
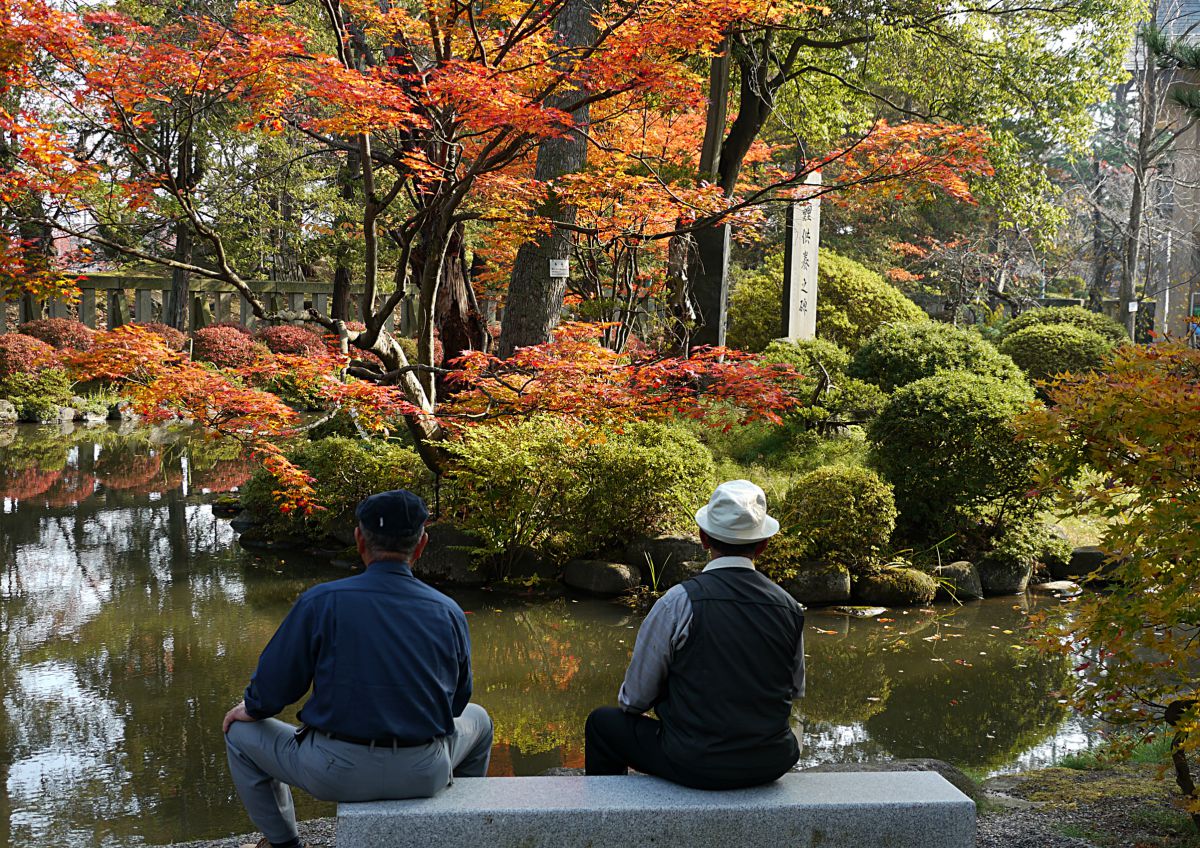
{"left": 165, "top": 224, "right": 192, "bottom": 330}
{"left": 496, "top": 0, "right": 598, "bottom": 358}
{"left": 431, "top": 223, "right": 486, "bottom": 387}
{"left": 1088, "top": 159, "right": 1109, "bottom": 311}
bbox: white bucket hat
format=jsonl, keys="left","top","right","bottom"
{"left": 694, "top": 480, "right": 780, "bottom": 544}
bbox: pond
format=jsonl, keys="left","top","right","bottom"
{"left": 0, "top": 424, "right": 1096, "bottom": 848}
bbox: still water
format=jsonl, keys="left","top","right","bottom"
{"left": 0, "top": 424, "right": 1094, "bottom": 847}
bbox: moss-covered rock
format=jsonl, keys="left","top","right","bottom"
{"left": 781, "top": 562, "right": 852, "bottom": 605}
{"left": 854, "top": 566, "right": 938, "bottom": 606}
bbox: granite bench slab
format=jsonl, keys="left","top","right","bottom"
{"left": 336, "top": 772, "right": 976, "bottom": 848}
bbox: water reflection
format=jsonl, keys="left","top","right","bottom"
{"left": 0, "top": 425, "right": 1088, "bottom": 848}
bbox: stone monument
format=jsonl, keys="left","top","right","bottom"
{"left": 781, "top": 171, "right": 821, "bottom": 341}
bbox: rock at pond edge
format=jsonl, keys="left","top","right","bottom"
{"left": 623, "top": 535, "right": 706, "bottom": 579}
{"left": 563, "top": 560, "right": 641, "bottom": 596}
{"left": 782, "top": 563, "right": 851, "bottom": 606}
{"left": 0, "top": 399, "right": 16, "bottom": 424}
{"left": 933, "top": 561, "right": 983, "bottom": 601}
{"left": 854, "top": 567, "right": 938, "bottom": 607}
{"left": 414, "top": 524, "right": 487, "bottom": 587}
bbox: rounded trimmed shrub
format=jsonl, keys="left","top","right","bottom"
{"left": 257, "top": 324, "right": 327, "bottom": 356}
{"left": 849, "top": 321, "right": 1026, "bottom": 393}
{"left": 19, "top": 318, "right": 94, "bottom": 351}
{"left": 207, "top": 320, "right": 253, "bottom": 337}
{"left": 975, "top": 521, "right": 1072, "bottom": 595}
{"left": 815, "top": 252, "right": 928, "bottom": 352}
{"left": 855, "top": 566, "right": 938, "bottom": 606}
{"left": 777, "top": 465, "right": 896, "bottom": 574}
{"left": 191, "top": 324, "right": 269, "bottom": 368}
{"left": 869, "top": 371, "right": 1040, "bottom": 541}
{"left": 998, "top": 324, "right": 1114, "bottom": 384}
{"left": 446, "top": 417, "right": 715, "bottom": 565}
{"left": 242, "top": 436, "right": 430, "bottom": 543}
{"left": 726, "top": 250, "right": 928, "bottom": 353}
{"left": 138, "top": 322, "right": 188, "bottom": 350}
{"left": 1000, "top": 305, "right": 1127, "bottom": 345}
{"left": 0, "top": 333, "right": 56, "bottom": 377}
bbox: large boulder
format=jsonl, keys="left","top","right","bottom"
{"left": 933, "top": 561, "right": 983, "bottom": 601}
{"left": 854, "top": 567, "right": 938, "bottom": 607}
{"left": 623, "top": 535, "right": 706, "bottom": 581}
{"left": 1050, "top": 545, "right": 1112, "bottom": 581}
{"left": 563, "top": 560, "right": 641, "bottom": 596}
{"left": 0, "top": 399, "right": 16, "bottom": 424}
{"left": 229, "top": 510, "right": 258, "bottom": 534}
{"left": 803, "top": 759, "right": 981, "bottom": 804}
{"left": 657, "top": 561, "right": 700, "bottom": 594}
{"left": 977, "top": 557, "right": 1033, "bottom": 596}
{"left": 413, "top": 524, "right": 487, "bottom": 586}
{"left": 782, "top": 563, "right": 851, "bottom": 606}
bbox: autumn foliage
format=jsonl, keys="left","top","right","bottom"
{"left": 0, "top": 332, "right": 55, "bottom": 376}
{"left": 1020, "top": 344, "right": 1200, "bottom": 813}
{"left": 18, "top": 318, "right": 94, "bottom": 350}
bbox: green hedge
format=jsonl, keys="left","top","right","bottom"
{"left": 1000, "top": 305, "right": 1127, "bottom": 345}
{"left": 849, "top": 321, "right": 1027, "bottom": 393}
{"left": 242, "top": 436, "right": 431, "bottom": 542}
{"left": 445, "top": 418, "right": 715, "bottom": 566}
{"left": 998, "top": 324, "right": 1114, "bottom": 385}
{"left": 869, "top": 371, "right": 1039, "bottom": 542}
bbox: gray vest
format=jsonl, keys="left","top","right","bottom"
{"left": 656, "top": 568, "right": 804, "bottom": 780}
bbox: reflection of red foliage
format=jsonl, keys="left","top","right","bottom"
{"left": 487, "top": 743, "right": 515, "bottom": 777}
{"left": 98, "top": 453, "right": 169, "bottom": 492}
{"left": 39, "top": 471, "right": 98, "bottom": 507}
{"left": 191, "top": 458, "right": 253, "bottom": 493}
{"left": 0, "top": 467, "right": 62, "bottom": 500}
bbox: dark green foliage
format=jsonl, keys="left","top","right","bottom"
{"left": 776, "top": 465, "right": 897, "bottom": 574}
{"left": 445, "top": 417, "right": 714, "bottom": 566}
{"left": 1000, "top": 305, "right": 1127, "bottom": 345}
{"left": 242, "top": 436, "right": 431, "bottom": 542}
{"left": 998, "top": 324, "right": 1115, "bottom": 384}
{"left": 725, "top": 250, "right": 928, "bottom": 353}
{"left": 870, "top": 372, "right": 1040, "bottom": 542}
{"left": 761, "top": 338, "right": 887, "bottom": 428}
{"left": 849, "top": 321, "right": 1027, "bottom": 393}
{"left": 976, "top": 521, "right": 1072, "bottom": 581}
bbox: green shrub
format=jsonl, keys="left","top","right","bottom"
{"left": 775, "top": 465, "right": 896, "bottom": 574}
{"left": 760, "top": 337, "right": 852, "bottom": 378}
{"left": 975, "top": 521, "right": 1072, "bottom": 581}
{"left": 1000, "top": 305, "right": 1127, "bottom": 345}
{"left": 242, "top": 436, "right": 430, "bottom": 542}
{"left": 726, "top": 250, "right": 928, "bottom": 353}
{"left": 815, "top": 252, "right": 928, "bottom": 351}
{"left": 998, "top": 324, "right": 1115, "bottom": 385}
{"left": 0, "top": 368, "right": 74, "bottom": 419}
{"left": 849, "top": 321, "right": 1027, "bottom": 393}
{"left": 869, "top": 372, "right": 1040, "bottom": 542}
{"left": 761, "top": 338, "right": 885, "bottom": 427}
{"left": 445, "top": 417, "right": 714, "bottom": 566}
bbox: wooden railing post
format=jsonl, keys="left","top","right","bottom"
{"left": 80, "top": 288, "right": 97, "bottom": 328}
{"left": 135, "top": 289, "right": 154, "bottom": 324}
{"left": 108, "top": 289, "right": 129, "bottom": 328}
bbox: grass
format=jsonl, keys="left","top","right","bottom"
{"left": 1059, "top": 730, "right": 1175, "bottom": 771}
{"left": 1057, "top": 823, "right": 1105, "bottom": 841}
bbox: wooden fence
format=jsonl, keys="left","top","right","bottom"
{"left": 0, "top": 274, "right": 421, "bottom": 334}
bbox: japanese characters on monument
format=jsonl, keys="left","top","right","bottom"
{"left": 782, "top": 171, "right": 822, "bottom": 341}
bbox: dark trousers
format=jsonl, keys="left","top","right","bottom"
{"left": 584, "top": 706, "right": 784, "bottom": 790}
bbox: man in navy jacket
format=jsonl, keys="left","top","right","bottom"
{"left": 223, "top": 490, "right": 492, "bottom": 848}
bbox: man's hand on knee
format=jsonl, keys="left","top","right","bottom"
{"left": 223, "top": 700, "right": 257, "bottom": 734}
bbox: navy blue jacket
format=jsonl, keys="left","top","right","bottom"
{"left": 243, "top": 560, "right": 472, "bottom": 742}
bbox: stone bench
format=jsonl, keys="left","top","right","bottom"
{"left": 336, "top": 772, "right": 976, "bottom": 848}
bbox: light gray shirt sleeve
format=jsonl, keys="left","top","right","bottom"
{"left": 617, "top": 585, "right": 691, "bottom": 713}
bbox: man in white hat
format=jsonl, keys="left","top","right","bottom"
{"left": 585, "top": 480, "right": 805, "bottom": 789}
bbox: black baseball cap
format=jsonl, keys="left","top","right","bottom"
{"left": 354, "top": 490, "right": 429, "bottom": 537}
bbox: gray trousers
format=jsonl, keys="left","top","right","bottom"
{"left": 226, "top": 704, "right": 493, "bottom": 846}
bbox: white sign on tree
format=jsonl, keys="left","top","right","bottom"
{"left": 781, "top": 171, "right": 821, "bottom": 341}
